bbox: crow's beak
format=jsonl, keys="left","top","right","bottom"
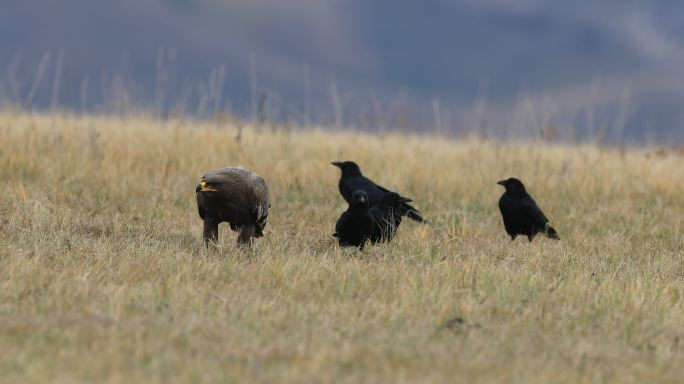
{"left": 198, "top": 181, "right": 218, "bottom": 192}
{"left": 399, "top": 197, "right": 413, "bottom": 203}
{"left": 497, "top": 180, "right": 507, "bottom": 186}
{"left": 331, "top": 161, "right": 342, "bottom": 168}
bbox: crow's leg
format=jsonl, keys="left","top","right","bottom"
{"left": 359, "top": 236, "right": 368, "bottom": 251}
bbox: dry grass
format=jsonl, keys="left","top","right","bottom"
{"left": 1, "top": 111, "right": 684, "bottom": 383}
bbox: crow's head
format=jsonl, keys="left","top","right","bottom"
{"left": 331, "top": 161, "right": 362, "bottom": 177}
{"left": 351, "top": 189, "right": 370, "bottom": 208}
{"left": 497, "top": 178, "right": 527, "bottom": 194}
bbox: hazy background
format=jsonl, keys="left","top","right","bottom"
{"left": 2, "top": 0, "right": 683, "bottom": 144}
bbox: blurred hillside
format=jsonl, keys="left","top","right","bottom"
{"left": 1, "top": 0, "right": 684, "bottom": 144}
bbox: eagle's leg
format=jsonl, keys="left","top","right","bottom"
{"left": 237, "top": 224, "right": 256, "bottom": 246}
{"left": 203, "top": 219, "right": 219, "bottom": 247}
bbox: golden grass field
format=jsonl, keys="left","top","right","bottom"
{"left": 1, "top": 111, "right": 684, "bottom": 383}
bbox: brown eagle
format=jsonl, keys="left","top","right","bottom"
{"left": 196, "top": 167, "right": 270, "bottom": 246}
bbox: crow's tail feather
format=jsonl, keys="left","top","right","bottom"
{"left": 399, "top": 203, "right": 428, "bottom": 223}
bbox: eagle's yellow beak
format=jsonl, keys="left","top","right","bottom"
{"left": 200, "top": 181, "right": 218, "bottom": 192}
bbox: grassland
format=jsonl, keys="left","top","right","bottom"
{"left": 1, "top": 111, "right": 684, "bottom": 383}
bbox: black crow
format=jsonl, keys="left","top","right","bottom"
{"left": 196, "top": 167, "right": 270, "bottom": 246}
{"left": 331, "top": 161, "right": 426, "bottom": 223}
{"left": 333, "top": 190, "right": 374, "bottom": 250}
{"left": 369, "top": 192, "right": 412, "bottom": 243}
{"left": 497, "top": 178, "right": 559, "bottom": 242}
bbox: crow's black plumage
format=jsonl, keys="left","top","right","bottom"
{"left": 369, "top": 192, "right": 412, "bottom": 243}
{"left": 331, "top": 161, "right": 426, "bottom": 223}
{"left": 497, "top": 178, "right": 559, "bottom": 242}
{"left": 333, "top": 190, "right": 374, "bottom": 250}
{"left": 196, "top": 167, "right": 270, "bottom": 246}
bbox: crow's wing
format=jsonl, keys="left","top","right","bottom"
{"left": 520, "top": 195, "right": 549, "bottom": 226}
{"left": 368, "top": 205, "right": 383, "bottom": 222}
{"left": 339, "top": 175, "right": 426, "bottom": 222}
{"left": 343, "top": 178, "right": 426, "bottom": 222}
{"left": 340, "top": 176, "right": 386, "bottom": 203}
{"left": 374, "top": 183, "right": 391, "bottom": 194}
{"left": 335, "top": 211, "right": 350, "bottom": 235}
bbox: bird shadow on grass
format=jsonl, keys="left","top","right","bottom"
{"left": 197, "top": 240, "right": 262, "bottom": 263}
{"left": 330, "top": 244, "right": 405, "bottom": 265}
